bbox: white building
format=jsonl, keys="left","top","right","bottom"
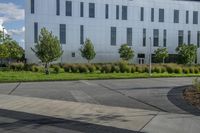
{"left": 25, "top": 0, "right": 200, "bottom": 64}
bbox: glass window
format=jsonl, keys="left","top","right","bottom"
{"left": 105, "top": 4, "right": 109, "bottom": 19}
{"left": 111, "top": 27, "right": 116, "bottom": 46}
{"left": 143, "top": 28, "right": 146, "bottom": 47}
{"left": 60, "top": 24, "right": 66, "bottom": 44}
{"left": 80, "top": 25, "right": 84, "bottom": 45}
{"left": 197, "top": 31, "right": 200, "bottom": 48}
{"left": 122, "top": 6, "right": 127, "bottom": 20}
{"left": 34, "top": 22, "right": 38, "bottom": 43}
{"left": 188, "top": 31, "right": 191, "bottom": 45}
{"left": 151, "top": 8, "right": 154, "bottom": 22}
{"left": 178, "top": 30, "right": 184, "bottom": 46}
{"left": 193, "top": 11, "right": 198, "bottom": 24}
{"left": 163, "top": 29, "right": 167, "bottom": 47}
{"left": 31, "top": 0, "right": 34, "bottom": 14}
{"left": 116, "top": 5, "right": 119, "bottom": 20}
{"left": 153, "top": 29, "right": 159, "bottom": 47}
{"left": 56, "top": 0, "right": 60, "bottom": 15}
{"left": 186, "top": 11, "right": 189, "bottom": 24}
{"left": 159, "top": 9, "right": 164, "bottom": 22}
{"left": 66, "top": 1, "right": 72, "bottom": 16}
{"left": 80, "top": 2, "right": 84, "bottom": 17}
{"left": 141, "top": 7, "right": 144, "bottom": 21}
{"left": 89, "top": 3, "right": 95, "bottom": 18}
{"left": 127, "top": 28, "right": 132, "bottom": 46}
{"left": 174, "top": 10, "right": 179, "bottom": 23}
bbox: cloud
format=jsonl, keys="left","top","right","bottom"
{"left": 8, "top": 26, "right": 25, "bottom": 36}
{"left": 0, "top": 2, "right": 24, "bottom": 24}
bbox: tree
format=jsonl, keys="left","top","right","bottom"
{"left": 154, "top": 48, "right": 169, "bottom": 63}
{"left": 80, "top": 38, "right": 96, "bottom": 63}
{"left": 31, "top": 28, "right": 63, "bottom": 74}
{"left": 118, "top": 44, "right": 134, "bottom": 61}
{"left": 176, "top": 44, "right": 197, "bottom": 65}
{"left": 0, "top": 44, "right": 9, "bottom": 64}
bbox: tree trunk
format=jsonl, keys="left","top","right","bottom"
{"left": 162, "top": 58, "right": 165, "bottom": 64}
{"left": 45, "top": 62, "right": 49, "bottom": 75}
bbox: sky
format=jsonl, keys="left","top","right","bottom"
{"left": 0, "top": 0, "right": 24, "bottom": 48}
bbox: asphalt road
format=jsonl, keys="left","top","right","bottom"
{"left": 0, "top": 77, "right": 199, "bottom": 133}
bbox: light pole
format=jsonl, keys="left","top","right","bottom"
{"left": 149, "top": 37, "right": 152, "bottom": 76}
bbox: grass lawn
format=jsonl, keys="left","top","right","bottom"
{"left": 0, "top": 71, "right": 200, "bottom": 83}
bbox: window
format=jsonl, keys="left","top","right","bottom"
{"left": 178, "top": 30, "right": 184, "bottom": 46}
{"left": 34, "top": 22, "right": 38, "bottom": 43}
{"left": 60, "top": 24, "right": 66, "bottom": 44}
{"left": 72, "top": 52, "right": 75, "bottom": 57}
{"left": 188, "top": 31, "right": 191, "bottom": 45}
{"left": 151, "top": 8, "right": 154, "bottom": 22}
{"left": 127, "top": 28, "right": 132, "bottom": 46}
{"left": 111, "top": 27, "right": 116, "bottom": 46}
{"left": 159, "top": 9, "right": 164, "bottom": 22}
{"left": 143, "top": 29, "right": 146, "bottom": 47}
{"left": 193, "top": 11, "right": 198, "bottom": 24}
{"left": 122, "top": 6, "right": 127, "bottom": 20}
{"left": 174, "top": 10, "right": 179, "bottom": 23}
{"left": 56, "top": 0, "right": 60, "bottom": 15}
{"left": 153, "top": 29, "right": 159, "bottom": 47}
{"left": 66, "top": 1, "right": 72, "bottom": 16}
{"left": 141, "top": 7, "right": 144, "bottom": 21}
{"left": 89, "top": 3, "right": 95, "bottom": 18}
{"left": 80, "top": 25, "right": 84, "bottom": 45}
{"left": 31, "top": 0, "right": 34, "bottom": 14}
{"left": 197, "top": 31, "right": 200, "bottom": 48}
{"left": 80, "top": 2, "right": 84, "bottom": 17}
{"left": 163, "top": 30, "right": 167, "bottom": 47}
{"left": 186, "top": 11, "right": 189, "bottom": 24}
{"left": 116, "top": 5, "right": 119, "bottom": 20}
{"left": 105, "top": 4, "right": 109, "bottom": 19}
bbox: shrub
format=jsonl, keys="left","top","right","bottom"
{"left": 24, "top": 64, "right": 35, "bottom": 71}
{"left": 154, "top": 67, "right": 162, "bottom": 73}
{"left": 71, "top": 64, "right": 79, "bottom": 73}
{"left": 183, "top": 67, "right": 190, "bottom": 74}
{"left": 10, "top": 63, "right": 24, "bottom": 71}
{"left": 111, "top": 64, "right": 120, "bottom": 73}
{"left": 193, "top": 78, "right": 200, "bottom": 92}
{"left": 174, "top": 67, "right": 183, "bottom": 74}
{"left": 52, "top": 65, "right": 61, "bottom": 74}
{"left": 125, "top": 66, "right": 131, "bottom": 73}
{"left": 118, "top": 61, "right": 128, "bottom": 73}
{"left": 194, "top": 67, "right": 199, "bottom": 74}
{"left": 136, "top": 66, "right": 144, "bottom": 73}
{"left": 101, "top": 65, "right": 112, "bottom": 73}
{"left": 166, "top": 66, "right": 174, "bottom": 74}
{"left": 78, "top": 64, "right": 88, "bottom": 73}
{"left": 63, "top": 64, "right": 71, "bottom": 73}
{"left": 114, "top": 66, "right": 120, "bottom": 73}
{"left": 87, "top": 64, "right": 96, "bottom": 73}
{"left": 189, "top": 67, "right": 195, "bottom": 74}
{"left": 161, "top": 67, "right": 167, "bottom": 73}
{"left": 131, "top": 66, "right": 136, "bottom": 73}
{"left": 144, "top": 66, "right": 149, "bottom": 73}
{"left": 31, "top": 66, "right": 39, "bottom": 72}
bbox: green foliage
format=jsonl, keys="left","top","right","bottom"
{"left": 183, "top": 67, "right": 190, "bottom": 74}
{"left": 80, "top": 38, "right": 96, "bottom": 63}
{"left": 31, "top": 28, "right": 63, "bottom": 74}
{"left": 166, "top": 66, "right": 174, "bottom": 74}
{"left": 131, "top": 66, "right": 136, "bottom": 73}
{"left": 174, "top": 67, "right": 183, "bottom": 74}
{"left": 10, "top": 63, "right": 24, "bottom": 71}
{"left": 154, "top": 67, "right": 162, "bottom": 73}
{"left": 87, "top": 64, "right": 96, "bottom": 73}
{"left": 52, "top": 65, "right": 61, "bottom": 74}
{"left": 101, "top": 65, "right": 112, "bottom": 73}
{"left": 63, "top": 64, "right": 71, "bottom": 73}
{"left": 118, "top": 61, "right": 129, "bottom": 73}
{"left": 71, "top": 64, "right": 79, "bottom": 73}
{"left": 194, "top": 67, "right": 199, "bottom": 74}
{"left": 176, "top": 44, "right": 197, "bottom": 65}
{"left": 78, "top": 64, "right": 88, "bottom": 73}
{"left": 154, "top": 48, "right": 169, "bottom": 63}
{"left": 189, "top": 67, "right": 195, "bottom": 74}
{"left": 193, "top": 78, "right": 200, "bottom": 92}
{"left": 118, "top": 44, "right": 134, "bottom": 61}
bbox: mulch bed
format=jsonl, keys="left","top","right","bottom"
{"left": 183, "top": 86, "right": 200, "bottom": 109}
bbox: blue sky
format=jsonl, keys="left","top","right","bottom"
{"left": 0, "top": 0, "right": 25, "bottom": 48}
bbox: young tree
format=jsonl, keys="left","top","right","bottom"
{"left": 0, "top": 44, "right": 9, "bottom": 64}
{"left": 80, "top": 38, "right": 96, "bottom": 63}
{"left": 176, "top": 44, "right": 197, "bottom": 65}
{"left": 118, "top": 44, "right": 134, "bottom": 61}
{"left": 154, "top": 48, "right": 169, "bottom": 63}
{"left": 32, "top": 28, "right": 63, "bottom": 74}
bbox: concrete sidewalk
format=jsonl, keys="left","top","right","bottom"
{"left": 0, "top": 94, "right": 199, "bottom": 133}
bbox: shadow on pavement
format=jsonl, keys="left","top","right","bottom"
{"left": 167, "top": 86, "right": 200, "bottom": 116}
{"left": 0, "top": 109, "right": 144, "bottom": 133}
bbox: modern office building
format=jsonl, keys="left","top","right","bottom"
{"left": 25, "top": 0, "right": 200, "bottom": 64}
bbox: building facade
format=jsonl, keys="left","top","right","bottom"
{"left": 25, "top": 0, "right": 200, "bottom": 64}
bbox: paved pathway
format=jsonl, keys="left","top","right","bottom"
{"left": 0, "top": 78, "right": 199, "bottom": 132}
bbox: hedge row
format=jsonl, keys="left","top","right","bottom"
{"left": 3, "top": 62, "right": 200, "bottom": 74}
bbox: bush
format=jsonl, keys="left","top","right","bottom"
{"left": 131, "top": 66, "right": 136, "bottom": 73}
{"left": 136, "top": 66, "right": 144, "bottom": 73}
{"left": 166, "top": 66, "right": 174, "bottom": 74}
{"left": 63, "top": 64, "right": 71, "bottom": 73}
{"left": 52, "top": 65, "right": 60, "bottom": 74}
{"left": 78, "top": 64, "right": 88, "bottom": 73}
{"left": 183, "top": 67, "right": 190, "bottom": 74}
{"left": 161, "top": 67, "right": 167, "bottom": 73}
{"left": 118, "top": 61, "right": 128, "bottom": 73}
{"left": 174, "top": 67, "right": 183, "bottom": 74}
{"left": 189, "top": 67, "right": 195, "bottom": 74}
{"left": 125, "top": 66, "right": 131, "bottom": 73}
{"left": 87, "top": 64, "right": 96, "bottom": 73}
{"left": 101, "top": 65, "right": 112, "bottom": 73}
{"left": 31, "top": 66, "right": 39, "bottom": 72}
{"left": 194, "top": 67, "right": 199, "bottom": 74}
{"left": 111, "top": 64, "right": 120, "bottom": 73}
{"left": 144, "top": 66, "right": 149, "bottom": 73}
{"left": 10, "top": 63, "right": 24, "bottom": 71}
{"left": 154, "top": 67, "right": 162, "bottom": 73}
